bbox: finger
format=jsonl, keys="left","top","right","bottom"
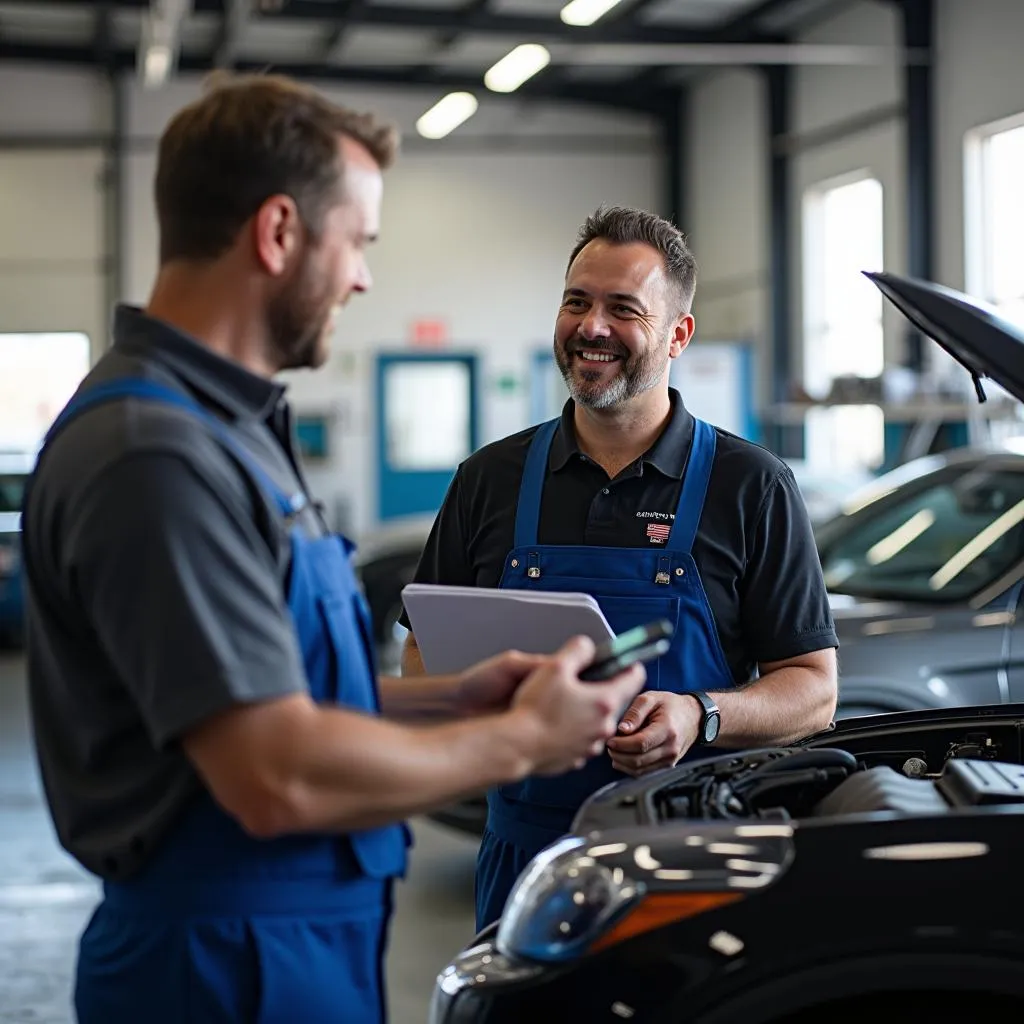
{"left": 502, "top": 650, "right": 550, "bottom": 675}
{"left": 616, "top": 691, "right": 659, "bottom": 734}
{"left": 608, "top": 718, "right": 670, "bottom": 755}
{"left": 594, "top": 664, "right": 647, "bottom": 717}
{"left": 555, "top": 635, "right": 598, "bottom": 674}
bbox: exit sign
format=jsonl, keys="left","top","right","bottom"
{"left": 409, "top": 319, "right": 448, "bottom": 347}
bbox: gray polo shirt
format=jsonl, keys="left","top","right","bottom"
{"left": 23, "top": 305, "right": 325, "bottom": 880}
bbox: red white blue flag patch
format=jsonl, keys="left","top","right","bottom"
{"left": 646, "top": 522, "right": 671, "bottom": 544}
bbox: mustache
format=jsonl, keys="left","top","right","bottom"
{"left": 564, "top": 338, "right": 628, "bottom": 358}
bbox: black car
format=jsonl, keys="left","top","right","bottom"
{"left": 432, "top": 705, "right": 1024, "bottom": 1022}
{"left": 428, "top": 275, "right": 1024, "bottom": 1022}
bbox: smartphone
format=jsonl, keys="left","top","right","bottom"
{"left": 578, "top": 619, "right": 674, "bottom": 681}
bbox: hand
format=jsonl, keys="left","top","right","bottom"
{"left": 606, "top": 691, "right": 702, "bottom": 777}
{"left": 456, "top": 650, "right": 551, "bottom": 716}
{"left": 511, "top": 636, "right": 647, "bottom": 776}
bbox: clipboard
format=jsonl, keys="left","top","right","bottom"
{"left": 400, "top": 583, "right": 615, "bottom": 675}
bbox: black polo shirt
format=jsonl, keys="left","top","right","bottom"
{"left": 23, "top": 305, "right": 320, "bottom": 880}
{"left": 403, "top": 389, "right": 838, "bottom": 682}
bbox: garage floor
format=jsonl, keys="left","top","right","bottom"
{"left": 0, "top": 650, "right": 480, "bottom": 1024}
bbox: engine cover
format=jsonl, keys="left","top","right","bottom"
{"left": 813, "top": 766, "right": 949, "bottom": 817}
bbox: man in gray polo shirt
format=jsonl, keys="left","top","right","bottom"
{"left": 21, "top": 73, "right": 644, "bottom": 1024}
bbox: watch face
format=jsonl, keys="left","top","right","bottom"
{"left": 703, "top": 714, "right": 720, "bottom": 744}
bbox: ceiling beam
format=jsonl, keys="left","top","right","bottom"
{"left": 436, "top": 0, "right": 491, "bottom": 52}
{"left": 319, "top": 0, "right": 369, "bottom": 63}
{"left": 214, "top": 0, "right": 252, "bottom": 67}
{"left": 35, "top": 0, "right": 773, "bottom": 45}
{"left": 0, "top": 38, "right": 659, "bottom": 114}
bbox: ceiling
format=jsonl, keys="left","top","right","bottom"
{"left": 0, "top": 0, "right": 855, "bottom": 113}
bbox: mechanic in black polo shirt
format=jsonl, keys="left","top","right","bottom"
{"left": 401, "top": 206, "right": 840, "bottom": 930}
{"left": 20, "top": 76, "right": 646, "bottom": 1024}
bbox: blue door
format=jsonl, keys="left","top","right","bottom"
{"left": 375, "top": 353, "right": 479, "bottom": 522}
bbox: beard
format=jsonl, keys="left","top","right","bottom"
{"left": 554, "top": 333, "right": 669, "bottom": 410}
{"left": 267, "top": 252, "right": 336, "bottom": 372}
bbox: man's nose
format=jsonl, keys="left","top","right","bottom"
{"left": 352, "top": 259, "right": 373, "bottom": 294}
{"left": 579, "top": 308, "right": 612, "bottom": 339}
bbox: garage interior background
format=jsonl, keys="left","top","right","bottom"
{"left": 1, "top": 0, "right": 1023, "bottom": 533}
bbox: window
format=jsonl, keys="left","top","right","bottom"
{"left": 966, "top": 115, "right": 1024, "bottom": 329}
{"left": 0, "top": 332, "right": 91, "bottom": 453}
{"left": 816, "top": 462, "right": 1024, "bottom": 603}
{"left": 802, "top": 173, "right": 885, "bottom": 473}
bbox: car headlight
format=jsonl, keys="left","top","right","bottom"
{"left": 496, "top": 838, "right": 644, "bottom": 963}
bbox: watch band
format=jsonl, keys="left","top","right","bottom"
{"left": 689, "top": 691, "right": 721, "bottom": 745}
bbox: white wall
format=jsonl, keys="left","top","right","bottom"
{"left": 687, "top": 68, "right": 769, "bottom": 399}
{"left": 935, "top": 0, "right": 1024, "bottom": 292}
{"left": 122, "top": 77, "right": 660, "bottom": 533}
{"left": 0, "top": 67, "right": 111, "bottom": 355}
{"left": 687, "top": 0, "right": 1024, "bottom": 422}
{"left": 790, "top": 0, "right": 906, "bottom": 372}
{"left": 0, "top": 66, "right": 659, "bottom": 533}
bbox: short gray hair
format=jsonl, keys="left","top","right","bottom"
{"left": 567, "top": 205, "right": 698, "bottom": 313}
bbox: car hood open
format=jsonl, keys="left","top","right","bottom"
{"left": 865, "top": 271, "right": 1024, "bottom": 406}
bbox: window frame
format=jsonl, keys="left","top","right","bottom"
{"left": 800, "top": 168, "right": 886, "bottom": 473}
{"left": 965, "top": 111, "right": 1024, "bottom": 315}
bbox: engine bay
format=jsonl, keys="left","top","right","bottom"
{"left": 651, "top": 720, "right": 1024, "bottom": 824}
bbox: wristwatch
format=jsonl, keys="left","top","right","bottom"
{"left": 688, "top": 691, "right": 721, "bottom": 745}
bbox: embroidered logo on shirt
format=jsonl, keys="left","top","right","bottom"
{"left": 646, "top": 522, "right": 671, "bottom": 544}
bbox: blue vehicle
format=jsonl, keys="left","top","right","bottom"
{"left": 0, "top": 452, "right": 33, "bottom": 646}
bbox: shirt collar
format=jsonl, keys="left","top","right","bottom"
{"left": 111, "top": 304, "right": 285, "bottom": 421}
{"left": 549, "top": 387, "right": 695, "bottom": 479}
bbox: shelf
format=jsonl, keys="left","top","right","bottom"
{"left": 764, "top": 400, "right": 1022, "bottom": 424}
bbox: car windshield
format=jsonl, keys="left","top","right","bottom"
{"left": 0, "top": 474, "right": 26, "bottom": 514}
{"left": 816, "top": 461, "right": 1024, "bottom": 603}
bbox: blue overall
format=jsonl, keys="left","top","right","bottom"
{"left": 475, "top": 416, "right": 737, "bottom": 929}
{"left": 39, "top": 379, "right": 408, "bottom": 1024}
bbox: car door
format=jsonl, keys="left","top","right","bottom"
{"left": 998, "top": 578, "right": 1024, "bottom": 703}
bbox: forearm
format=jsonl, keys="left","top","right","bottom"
{"left": 711, "top": 664, "right": 837, "bottom": 747}
{"left": 377, "top": 672, "right": 465, "bottom": 721}
{"left": 193, "top": 697, "right": 539, "bottom": 838}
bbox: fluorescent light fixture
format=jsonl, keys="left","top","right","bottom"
{"left": 143, "top": 44, "right": 173, "bottom": 88}
{"left": 484, "top": 43, "right": 551, "bottom": 93}
{"left": 415, "top": 92, "right": 479, "bottom": 140}
{"left": 560, "top": 0, "right": 622, "bottom": 26}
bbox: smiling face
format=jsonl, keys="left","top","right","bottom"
{"left": 554, "top": 239, "right": 694, "bottom": 411}
{"left": 267, "top": 134, "right": 383, "bottom": 372}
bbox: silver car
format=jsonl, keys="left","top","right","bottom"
{"left": 819, "top": 444, "right": 1024, "bottom": 717}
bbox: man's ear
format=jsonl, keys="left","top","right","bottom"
{"left": 252, "top": 194, "right": 302, "bottom": 277}
{"left": 669, "top": 313, "right": 695, "bottom": 359}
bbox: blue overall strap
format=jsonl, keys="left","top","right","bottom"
{"left": 512, "top": 418, "right": 560, "bottom": 548}
{"left": 665, "top": 417, "right": 717, "bottom": 554}
{"left": 45, "top": 377, "right": 305, "bottom": 520}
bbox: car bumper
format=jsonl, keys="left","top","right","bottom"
{"left": 429, "top": 928, "right": 678, "bottom": 1024}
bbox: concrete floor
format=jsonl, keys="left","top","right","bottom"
{"left": 0, "top": 650, "right": 480, "bottom": 1024}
